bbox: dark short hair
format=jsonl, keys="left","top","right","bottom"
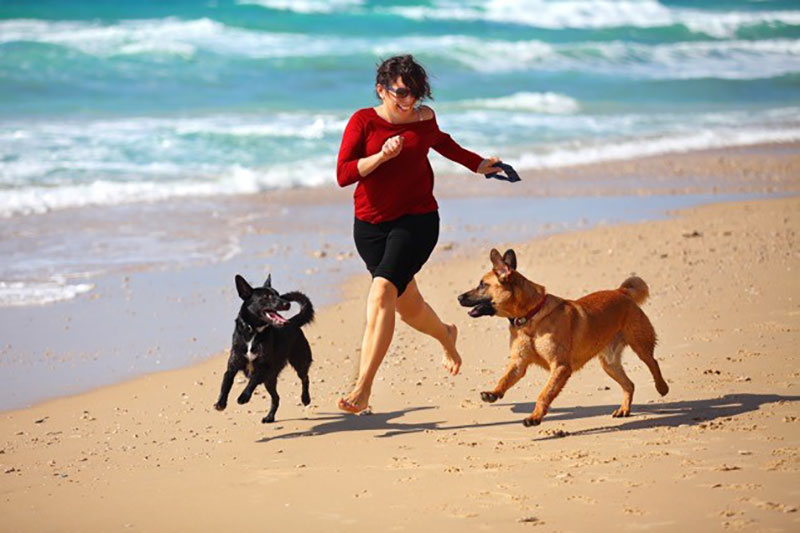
{"left": 375, "top": 55, "right": 433, "bottom": 101}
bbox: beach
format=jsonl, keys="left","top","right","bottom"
{"left": 1, "top": 144, "right": 799, "bottom": 531}
{"left": 2, "top": 1, "right": 800, "bottom": 529}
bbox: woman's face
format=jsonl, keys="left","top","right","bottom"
{"left": 378, "top": 76, "right": 418, "bottom": 115}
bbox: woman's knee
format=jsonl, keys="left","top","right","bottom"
{"left": 369, "top": 277, "right": 398, "bottom": 309}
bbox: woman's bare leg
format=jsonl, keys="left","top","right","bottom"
{"left": 338, "top": 277, "right": 397, "bottom": 413}
{"left": 396, "top": 278, "right": 461, "bottom": 375}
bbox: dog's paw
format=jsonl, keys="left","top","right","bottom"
{"left": 214, "top": 401, "right": 227, "bottom": 411}
{"left": 656, "top": 381, "right": 669, "bottom": 396}
{"left": 480, "top": 391, "right": 500, "bottom": 403}
{"left": 522, "top": 417, "right": 542, "bottom": 427}
{"left": 262, "top": 414, "right": 275, "bottom": 424}
{"left": 237, "top": 392, "right": 251, "bottom": 405}
{"left": 301, "top": 393, "right": 311, "bottom": 406}
{"left": 611, "top": 407, "right": 631, "bottom": 418}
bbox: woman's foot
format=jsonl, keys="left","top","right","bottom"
{"left": 441, "top": 323, "right": 461, "bottom": 376}
{"left": 338, "top": 390, "right": 369, "bottom": 414}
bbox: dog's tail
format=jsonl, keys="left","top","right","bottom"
{"left": 619, "top": 276, "right": 649, "bottom": 306}
{"left": 282, "top": 291, "right": 315, "bottom": 328}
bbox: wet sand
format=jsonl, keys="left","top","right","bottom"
{"left": 1, "top": 144, "right": 799, "bottom": 530}
{"left": 6, "top": 142, "right": 791, "bottom": 408}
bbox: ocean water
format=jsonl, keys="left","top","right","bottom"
{"left": 1, "top": 0, "right": 799, "bottom": 306}
{"left": 0, "top": 192, "right": 774, "bottom": 409}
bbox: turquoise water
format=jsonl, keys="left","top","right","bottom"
{"left": 1, "top": 0, "right": 799, "bottom": 217}
{"left": 0, "top": 0, "right": 799, "bottom": 307}
{"left": 0, "top": 0, "right": 795, "bottom": 404}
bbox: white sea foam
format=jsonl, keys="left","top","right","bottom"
{"left": 2, "top": 102, "right": 799, "bottom": 217}
{"left": 450, "top": 92, "right": 580, "bottom": 114}
{"left": 0, "top": 16, "right": 800, "bottom": 79}
{"left": 386, "top": 0, "right": 800, "bottom": 38}
{"left": 442, "top": 105, "right": 800, "bottom": 138}
{"left": 0, "top": 113, "right": 346, "bottom": 141}
{"left": 378, "top": 35, "right": 800, "bottom": 79}
{"left": 513, "top": 127, "right": 800, "bottom": 170}
{"left": 236, "top": 0, "right": 364, "bottom": 14}
{"left": 0, "top": 113, "right": 347, "bottom": 189}
{"left": 0, "top": 281, "right": 94, "bottom": 307}
{"left": 172, "top": 114, "right": 348, "bottom": 138}
{"left": 591, "top": 38, "right": 800, "bottom": 80}
{"left": 435, "top": 37, "right": 800, "bottom": 78}
{"left": 0, "top": 158, "right": 333, "bottom": 217}
{"left": 0, "top": 18, "right": 363, "bottom": 59}
{"left": 4, "top": 120, "right": 799, "bottom": 218}
{"left": 429, "top": 123, "right": 800, "bottom": 178}
{"left": 2, "top": 17, "right": 797, "bottom": 79}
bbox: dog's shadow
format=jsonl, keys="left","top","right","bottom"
{"left": 257, "top": 393, "right": 798, "bottom": 443}
{"left": 499, "top": 392, "right": 800, "bottom": 441}
{"left": 256, "top": 406, "right": 444, "bottom": 443}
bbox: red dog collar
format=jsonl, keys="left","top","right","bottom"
{"left": 511, "top": 295, "right": 547, "bottom": 328}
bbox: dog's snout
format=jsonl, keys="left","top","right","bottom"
{"left": 458, "top": 290, "right": 481, "bottom": 307}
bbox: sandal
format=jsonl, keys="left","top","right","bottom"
{"left": 485, "top": 161, "right": 521, "bottom": 182}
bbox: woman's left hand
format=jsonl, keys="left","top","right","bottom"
{"left": 477, "top": 157, "right": 501, "bottom": 175}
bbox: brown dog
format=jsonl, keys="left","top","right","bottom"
{"left": 458, "top": 248, "right": 669, "bottom": 426}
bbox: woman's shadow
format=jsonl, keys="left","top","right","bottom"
{"left": 256, "top": 393, "right": 799, "bottom": 443}
{"left": 256, "top": 406, "right": 443, "bottom": 443}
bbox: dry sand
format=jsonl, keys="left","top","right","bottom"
{"left": 1, "top": 158, "right": 799, "bottom": 530}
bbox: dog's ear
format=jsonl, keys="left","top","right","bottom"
{"left": 263, "top": 274, "right": 272, "bottom": 288}
{"left": 235, "top": 274, "right": 253, "bottom": 301}
{"left": 502, "top": 249, "right": 517, "bottom": 271}
{"left": 490, "top": 248, "right": 512, "bottom": 282}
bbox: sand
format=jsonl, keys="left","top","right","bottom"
{"left": 1, "top": 149, "right": 799, "bottom": 531}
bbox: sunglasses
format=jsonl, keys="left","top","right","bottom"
{"left": 382, "top": 84, "right": 416, "bottom": 99}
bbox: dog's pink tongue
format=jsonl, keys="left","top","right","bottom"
{"left": 267, "top": 311, "right": 288, "bottom": 324}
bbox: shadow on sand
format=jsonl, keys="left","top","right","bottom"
{"left": 256, "top": 393, "right": 799, "bottom": 443}
{"left": 256, "top": 406, "right": 443, "bottom": 443}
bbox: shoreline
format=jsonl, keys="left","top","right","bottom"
{"left": 1, "top": 193, "right": 798, "bottom": 530}
{"left": 0, "top": 192, "right": 782, "bottom": 415}
{"left": 0, "top": 140, "right": 799, "bottom": 410}
{"left": 0, "top": 192, "right": 782, "bottom": 411}
{"left": 210, "top": 139, "right": 800, "bottom": 209}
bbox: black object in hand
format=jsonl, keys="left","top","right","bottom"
{"left": 485, "top": 161, "right": 521, "bottom": 182}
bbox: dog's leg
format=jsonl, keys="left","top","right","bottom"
{"left": 624, "top": 309, "right": 669, "bottom": 396}
{"left": 524, "top": 364, "right": 572, "bottom": 427}
{"left": 262, "top": 374, "right": 280, "bottom": 424}
{"left": 481, "top": 359, "right": 529, "bottom": 403}
{"left": 214, "top": 366, "right": 239, "bottom": 411}
{"left": 298, "top": 373, "right": 311, "bottom": 407}
{"left": 600, "top": 354, "right": 635, "bottom": 417}
{"left": 237, "top": 368, "right": 263, "bottom": 405}
{"left": 289, "top": 352, "right": 312, "bottom": 406}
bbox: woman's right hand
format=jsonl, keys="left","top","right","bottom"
{"left": 356, "top": 135, "right": 404, "bottom": 177}
{"left": 381, "top": 135, "right": 404, "bottom": 161}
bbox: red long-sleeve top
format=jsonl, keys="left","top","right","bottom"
{"left": 337, "top": 107, "right": 483, "bottom": 224}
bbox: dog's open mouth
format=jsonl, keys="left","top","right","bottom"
{"left": 264, "top": 310, "right": 288, "bottom": 326}
{"left": 468, "top": 302, "right": 496, "bottom": 318}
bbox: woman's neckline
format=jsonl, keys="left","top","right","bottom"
{"left": 370, "top": 106, "right": 434, "bottom": 126}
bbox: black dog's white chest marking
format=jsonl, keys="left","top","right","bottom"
{"left": 244, "top": 324, "right": 268, "bottom": 363}
{"left": 245, "top": 339, "right": 256, "bottom": 375}
{"left": 245, "top": 338, "right": 257, "bottom": 362}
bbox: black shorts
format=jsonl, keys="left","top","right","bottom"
{"left": 353, "top": 211, "right": 440, "bottom": 296}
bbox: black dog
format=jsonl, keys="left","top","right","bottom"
{"left": 214, "top": 274, "right": 314, "bottom": 423}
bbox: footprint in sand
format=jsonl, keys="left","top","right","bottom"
{"left": 743, "top": 497, "right": 798, "bottom": 513}
{"left": 566, "top": 494, "right": 597, "bottom": 505}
